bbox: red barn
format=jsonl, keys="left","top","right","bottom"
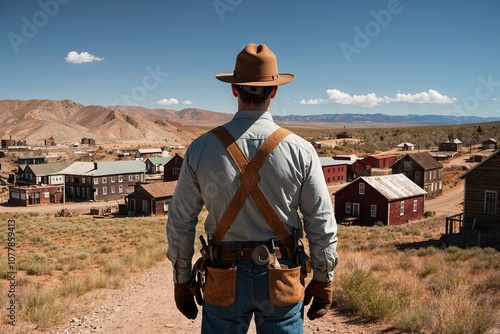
{"left": 334, "top": 174, "right": 427, "bottom": 226}
{"left": 362, "top": 154, "right": 396, "bottom": 169}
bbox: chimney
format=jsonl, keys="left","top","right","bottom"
{"left": 93, "top": 162, "right": 98, "bottom": 170}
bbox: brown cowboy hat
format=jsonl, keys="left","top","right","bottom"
{"left": 216, "top": 43, "right": 294, "bottom": 86}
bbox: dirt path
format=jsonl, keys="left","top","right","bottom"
{"left": 43, "top": 260, "right": 398, "bottom": 334}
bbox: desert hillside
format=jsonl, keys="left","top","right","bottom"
{"left": 0, "top": 99, "right": 233, "bottom": 146}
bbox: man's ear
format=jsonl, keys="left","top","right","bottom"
{"left": 270, "top": 86, "right": 278, "bottom": 99}
{"left": 231, "top": 84, "right": 239, "bottom": 97}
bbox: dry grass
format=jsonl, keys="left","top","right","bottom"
{"left": 0, "top": 212, "right": 167, "bottom": 329}
{"left": 334, "top": 215, "right": 499, "bottom": 333}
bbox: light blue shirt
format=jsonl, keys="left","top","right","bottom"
{"left": 167, "top": 110, "right": 338, "bottom": 284}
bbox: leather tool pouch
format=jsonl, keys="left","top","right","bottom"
{"left": 203, "top": 265, "right": 237, "bottom": 307}
{"left": 268, "top": 265, "right": 304, "bottom": 307}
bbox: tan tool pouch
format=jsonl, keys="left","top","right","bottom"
{"left": 268, "top": 265, "right": 305, "bottom": 307}
{"left": 203, "top": 266, "right": 237, "bottom": 307}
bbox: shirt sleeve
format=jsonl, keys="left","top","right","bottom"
{"left": 299, "top": 150, "right": 339, "bottom": 282}
{"left": 166, "top": 147, "right": 204, "bottom": 284}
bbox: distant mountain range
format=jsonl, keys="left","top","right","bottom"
{"left": 273, "top": 113, "right": 500, "bottom": 125}
{"left": 1, "top": 99, "right": 498, "bottom": 145}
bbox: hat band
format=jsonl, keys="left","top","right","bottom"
{"left": 233, "top": 71, "right": 280, "bottom": 81}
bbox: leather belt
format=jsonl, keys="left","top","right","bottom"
{"left": 217, "top": 241, "right": 290, "bottom": 262}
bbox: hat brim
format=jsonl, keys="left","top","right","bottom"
{"left": 215, "top": 73, "right": 294, "bottom": 86}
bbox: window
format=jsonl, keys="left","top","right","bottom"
{"left": 353, "top": 203, "right": 360, "bottom": 217}
{"left": 118, "top": 175, "right": 123, "bottom": 182}
{"left": 403, "top": 161, "right": 411, "bottom": 171}
{"left": 173, "top": 167, "right": 180, "bottom": 175}
{"left": 111, "top": 176, "right": 115, "bottom": 183}
{"left": 400, "top": 201, "right": 405, "bottom": 216}
{"left": 103, "top": 177, "right": 107, "bottom": 184}
{"left": 142, "top": 200, "right": 148, "bottom": 213}
{"left": 485, "top": 191, "right": 497, "bottom": 214}
{"left": 82, "top": 177, "right": 86, "bottom": 184}
{"left": 94, "top": 178, "right": 98, "bottom": 185}
{"left": 359, "top": 183, "right": 365, "bottom": 195}
{"left": 103, "top": 186, "right": 107, "bottom": 195}
{"left": 345, "top": 202, "right": 351, "bottom": 214}
{"left": 111, "top": 186, "right": 115, "bottom": 193}
{"left": 128, "top": 175, "right": 132, "bottom": 181}
{"left": 370, "top": 205, "right": 377, "bottom": 218}
{"left": 413, "top": 200, "right": 418, "bottom": 212}
{"left": 327, "top": 168, "right": 330, "bottom": 173}
{"left": 119, "top": 185, "right": 123, "bottom": 193}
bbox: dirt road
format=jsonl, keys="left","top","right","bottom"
{"left": 45, "top": 260, "right": 397, "bottom": 334}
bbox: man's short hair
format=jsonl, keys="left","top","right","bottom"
{"left": 234, "top": 85, "right": 276, "bottom": 105}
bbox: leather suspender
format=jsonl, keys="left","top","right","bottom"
{"left": 210, "top": 126, "right": 294, "bottom": 250}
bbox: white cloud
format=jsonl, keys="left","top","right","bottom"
{"left": 300, "top": 89, "right": 456, "bottom": 107}
{"left": 493, "top": 98, "right": 498, "bottom": 101}
{"left": 156, "top": 98, "right": 179, "bottom": 105}
{"left": 182, "top": 100, "right": 193, "bottom": 105}
{"left": 65, "top": 51, "right": 104, "bottom": 64}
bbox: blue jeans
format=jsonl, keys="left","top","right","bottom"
{"left": 201, "top": 260, "right": 303, "bottom": 334}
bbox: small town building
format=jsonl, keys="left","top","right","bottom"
{"left": 81, "top": 138, "right": 96, "bottom": 145}
{"left": 334, "top": 174, "right": 427, "bottom": 226}
{"left": 333, "top": 155, "right": 371, "bottom": 181}
{"left": 319, "top": 157, "right": 347, "bottom": 184}
{"left": 134, "top": 148, "right": 164, "bottom": 160}
{"left": 145, "top": 157, "right": 173, "bottom": 174}
{"left": 45, "top": 136, "right": 56, "bottom": 146}
{"left": 9, "top": 184, "right": 64, "bottom": 206}
{"left": 126, "top": 181, "right": 177, "bottom": 216}
{"left": 443, "top": 149, "right": 500, "bottom": 249}
{"left": 336, "top": 131, "right": 351, "bottom": 139}
{"left": 391, "top": 152, "right": 443, "bottom": 199}
{"left": 164, "top": 153, "right": 184, "bottom": 182}
{"left": 18, "top": 155, "right": 46, "bottom": 165}
{"left": 361, "top": 154, "right": 396, "bottom": 169}
{"left": 482, "top": 138, "right": 497, "bottom": 150}
{"left": 19, "top": 162, "right": 72, "bottom": 185}
{"left": 397, "top": 142, "right": 415, "bottom": 151}
{"left": 439, "top": 138, "right": 463, "bottom": 152}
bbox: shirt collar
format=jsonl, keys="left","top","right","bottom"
{"left": 232, "top": 109, "right": 274, "bottom": 122}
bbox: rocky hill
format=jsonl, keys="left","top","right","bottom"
{"left": 0, "top": 99, "right": 232, "bottom": 145}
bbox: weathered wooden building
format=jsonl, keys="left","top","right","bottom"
{"left": 482, "top": 138, "right": 497, "bottom": 150}
{"left": 333, "top": 155, "right": 371, "bottom": 181}
{"left": 145, "top": 157, "right": 172, "bottom": 174}
{"left": 334, "top": 174, "right": 427, "bottom": 226}
{"left": 164, "top": 153, "right": 183, "bottom": 182}
{"left": 391, "top": 152, "right": 443, "bottom": 199}
{"left": 443, "top": 149, "right": 500, "bottom": 249}
{"left": 126, "top": 181, "right": 177, "bottom": 216}
{"left": 439, "top": 138, "right": 463, "bottom": 152}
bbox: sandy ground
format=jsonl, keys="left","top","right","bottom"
{"left": 35, "top": 260, "right": 400, "bottom": 334}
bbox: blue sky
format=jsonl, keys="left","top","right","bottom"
{"left": 1, "top": 0, "right": 499, "bottom": 118}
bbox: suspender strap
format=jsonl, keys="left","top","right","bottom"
{"left": 210, "top": 126, "right": 294, "bottom": 250}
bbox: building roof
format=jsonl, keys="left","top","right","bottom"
{"left": 398, "top": 152, "right": 442, "bottom": 170}
{"left": 442, "top": 138, "right": 462, "bottom": 144}
{"left": 366, "top": 154, "right": 396, "bottom": 160}
{"left": 60, "top": 162, "right": 95, "bottom": 175}
{"left": 137, "top": 148, "right": 162, "bottom": 154}
{"left": 146, "top": 157, "right": 173, "bottom": 165}
{"left": 88, "top": 160, "right": 146, "bottom": 176}
{"left": 319, "top": 157, "right": 348, "bottom": 167}
{"left": 397, "top": 142, "right": 415, "bottom": 147}
{"left": 358, "top": 174, "right": 427, "bottom": 200}
{"left": 333, "top": 154, "right": 359, "bottom": 161}
{"left": 483, "top": 138, "right": 497, "bottom": 143}
{"left": 26, "top": 162, "right": 73, "bottom": 176}
{"left": 139, "top": 181, "right": 177, "bottom": 198}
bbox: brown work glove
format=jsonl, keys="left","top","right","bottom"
{"left": 174, "top": 281, "right": 198, "bottom": 319}
{"left": 304, "top": 279, "right": 333, "bottom": 320}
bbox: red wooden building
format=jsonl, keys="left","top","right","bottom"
{"left": 319, "top": 157, "right": 348, "bottom": 184}
{"left": 334, "top": 174, "right": 427, "bottom": 226}
{"left": 362, "top": 154, "right": 396, "bottom": 169}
